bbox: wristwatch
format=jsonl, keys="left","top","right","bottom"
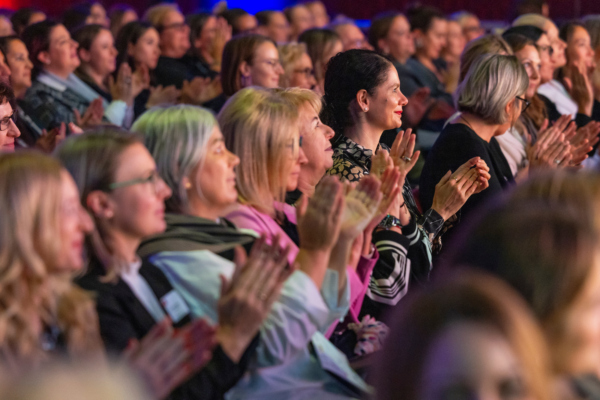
{"left": 378, "top": 214, "right": 403, "bottom": 230}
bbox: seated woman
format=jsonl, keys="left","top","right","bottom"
{"left": 73, "top": 24, "right": 148, "bottom": 128}
{"left": 298, "top": 28, "right": 343, "bottom": 95}
{"left": 21, "top": 20, "right": 127, "bottom": 131}
{"left": 372, "top": 271, "right": 552, "bottom": 400}
{"left": 403, "top": 6, "right": 455, "bottom": 134}
{"left": 449, "top": 170, "right": 600, "bottom": 399}
{"left": 134, "top": 101, "right": 374, "bottom": 399}
{"left": 114, "top": 21, "right": 180, "bottom": 119}
{"left": 323, "top": 49, "right": 489, "bottom": 288}
{"left": 420, "top": 54, "right": 526, "bottom": 238}
{"left": 0, "top": 81, "right": 22, "bottom": 151}
{"left": 217, "top": 34, "right": 284, "bottom": 113}
{"left": 278, "top": 42, "right": 317, "bottom": 91}
{"left": 55, "top": 128, "right": 290, "bottom": 400}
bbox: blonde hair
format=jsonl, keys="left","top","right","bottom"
{"left": 0, "top": 152, "right": 102, "bottom": 367}
{"left": 512, "top": 13, "right": 551, "bottom": 30}
{"left": 218, "top": 87, "right": 300, "bottom": 215}
{"left": 278, "top": 42, "right": 308, "bottom": 88}
{"left": 143, "top": 3, "right": 179, "bottom": 29}
{"left": 273, "top": 87, "right": 322, "bottom": 137}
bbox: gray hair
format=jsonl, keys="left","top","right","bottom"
{"left": 456, "top": 54, "right": 529, "bottom": 124}
{"left": 582, "top": 15, "right": 600, "bottom": 50}
{"left": 131, "top": 105, "right": 217, "bottom": 214}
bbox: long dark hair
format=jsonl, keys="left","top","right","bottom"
{"left": 321, "top": 49, "right": 392, "bottom": 138}
{"left": 22, "top": 20, "right": 60, "bottom": 80}
{"left": 114, "top": 20, "right": 153, "bottom": 72}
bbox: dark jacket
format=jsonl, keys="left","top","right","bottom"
{"left": 76, "top": 256, "right": 257, "bottom": 400}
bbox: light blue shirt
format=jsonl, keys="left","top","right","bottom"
{"left": 149, "top": 249, "right": 370, "bottom": 400}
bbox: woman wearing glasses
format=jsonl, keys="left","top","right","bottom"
{"left": 278, "top": 42, "right": 317, "bottom": 91}
{"left": 420, "top": 54, "right": 529, "bottom": 237}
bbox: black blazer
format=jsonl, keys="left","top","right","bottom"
{"left": 76, "top": 256, "right": 257, "bottom": 400}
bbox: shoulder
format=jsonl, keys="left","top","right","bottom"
{"left": 327, "top": 155, "right": 365, "bottom": 182}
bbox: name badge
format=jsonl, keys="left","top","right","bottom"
{"left": 160, "top": 290, "right": 190, "bottom": 323}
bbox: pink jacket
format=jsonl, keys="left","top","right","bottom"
{"left": 226, "top": 203, "right": 378, "bottom": 337}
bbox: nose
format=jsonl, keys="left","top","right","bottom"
{"left": 298, "top": 146, "right": 308, "bottom": 165}
{"left": 79, "top": 208, "right": 94, "bottom": 233}
{"left": 157, "top": 176, "right": 172, "bottom": 199}
{"left": 26, "top": 58, "right": 33, "bottom": 69}
{"left": 229, "top": 149, "right": 240, "bottom": 167}
{"left": 276, "top": 62, "right": 284, "bottom": 75}
{"left": 7, "top": 120, "right": 20, "bottom": 138}
{"left": 323, "top": 123, "right": 334, "bottom": 140}
{"left": 72, "top": 39, "right": 79, "bottom": 49}
{"left": 399, "top": 89, "right": 408, "bottom": 106}
{"left": 530, "top": 65, "right": 539, "bottom": 81}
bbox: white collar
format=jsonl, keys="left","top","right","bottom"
{"left": 36, "top": 72, "right": 68, "bottom": 92}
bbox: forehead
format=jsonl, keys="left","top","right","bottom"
{"left": 571, "top": 26, "right": 590, "bottom": 41}
{"left": 114, "top": 142, "right": 156, "bottom": 179}
{"left": 0, "top": 101, "right": 13, "bottom": 117}
{"left": 8, "top": 39, "right": 26, "bottom": 52}
{"left": 51, "top": 25, "right": 70, "bottom": 41}
{"left": 270, "top": 12, "right": 287, "bottom": 24}
{"left": 140, "top": 28, "right": 159, "bottom": 42}
{"left": 255, "top": 41, "right": 278, "bottom": 57}
{"left": 518, "top": 45, "right": 541, "bottom": 62}
{"left": 391, "top": 15, "right": 409, "bottom": 31}
{"left": 162, "top": 9, "right": 184, "bottom": 25}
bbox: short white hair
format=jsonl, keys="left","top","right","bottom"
{"left": 456, "top": 54, "right": 529, "bottom": 124}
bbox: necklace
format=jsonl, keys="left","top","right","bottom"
{"left": 460, "top": 115, "right": 474, "bottom": 131}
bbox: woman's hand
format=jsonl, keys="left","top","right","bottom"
{"left": 564, "top": 61, "right": 594, "bottom": 116}
{"left": 146, "top": 85, "right": 180, "bottom": 108}
{"left": 124, "top": 317, "right": 217, "bottom": 399}
{"left": 339, "top": 175, "right": 382, "bottom": 242}
{"left": 180, "top": 76, "right": 222, "bottom": 105}
{"left": 389, "top": 128, "right": 421, "bottom": 182}
{"left": 131, "top": 64, "right": 150, "bottom": 99}
{"left": 210, "top": 18, "right": 232, "bottom": 71}
{"left": 74, "top": 98, "right": 104, "bottom": 128}
{"left": 109, "top": 63, "right": 135, "bottom": 105}
{"left": 567, "top": 120, "right": 600, "bottom": 167}
{"left": 431, "top": 157, "right": 486, "bottom": 220}
{"left": 527, "top": 118, "right": 574, "bottom": 169}
{"left": 217, "top": 236, "right": 293, "bottom": 362}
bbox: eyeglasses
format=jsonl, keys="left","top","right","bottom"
{"left": 516, "top": 96, "right": 530, "bottom": 113}
{"left": 159, "top": 22, "right": 188, "bottom": 33}
{"left": 293, "top": 67, "right": 314, "bottom": 77}
{"left": 107, "top": 170, "right": 163, "bottom": 193}
{"left": 0, "top": 112, "right": 15, "bottom": 131}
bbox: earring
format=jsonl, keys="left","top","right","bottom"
{"left": 364, "top": 107, "right": 368, "bottom": 112}
{"left": 184, "top": 181, "right": 192, "bottom": 189}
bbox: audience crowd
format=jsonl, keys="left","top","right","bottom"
{"left": 0, "top": 0, "right": 600, "bottom": 399}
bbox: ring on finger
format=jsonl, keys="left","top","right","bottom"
{"left": 258, "top": 291, "right": 268, "bottom": 301}
{"left": 401, "top": 156, "right": 412, "bottom": 162}
{"left": 452, "top": 176, "right": 459, "bottom": 181}
{"left": 554, "top": 159, "right": 561, "bottom": 165}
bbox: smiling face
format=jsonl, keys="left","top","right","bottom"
{"left": 6, "top": 39, "right": 33, "bottom": 94}
{"left": 57, "top": 170, "right": 93, "bottom": 272}
{"left": 83, "top": 28, "right": 118, "bottom": 77}
{"left": 129, "top": 27, "right": 160, "bottom": 70}
{"left": 42, "top": 24, "right": 80, "bottom": 77}
{"left": 544, "top": 21, "right": 567, "bottom": 69}
{"left": 297, "top": 104, "right": 334, "bottom": 189}
{"left": 365, "top": 66, "right": 409, "bottom": 131}
{"left": 105, "top": 143, "right": 172, "bottom": 241}
{"left": 536, "top": 33, "right": 554, "bottom": 84}
{"left": 515, "top": 44, "right": 541, "bottom": 99}
{"left": 566, "top": 26, "right": 595, "bottom": 72}
{"left": 419, "top": 321, "right": 530, "bottom": 400}
{"left": 243, "top": 41, "right": 284, "bottom": 89}
{"left": 0, "top": 101, "right": 21, "bottom": 152}
{"left": 187, "top": 126, "right": 240, "bottom": 218}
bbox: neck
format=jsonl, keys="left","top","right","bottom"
{"left": 160, "top": 47, "right": 181, "bottom": 59}
{"left": 44, "top": 66, "right": 72, "bottom": 81}
{"left": 81, "top": 64, "right": 107, "bottom": 91}
{"left": 187, "top": 200, "right": 227, "bottom": 222}
{"left": 394, "top": 54, "right": 410, "bottom": 65}
{"left": 107, "top": 230, "right": 141, "bottom": 265}
{"left": 13, "top": 84, "right": 27, "bottom": 99}
{"left": 297, "top": 175, "right": 317, "bottom": 198}
{"left": 459, "top": 112, "right": 503, "bottom": 142}
{"left": 344, "top": 120, "right": 382, "bottom": 152}
{"left": 415, "top": 53, "right": 435, "bottom": 71}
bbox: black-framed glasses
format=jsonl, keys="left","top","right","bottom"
{"left": 0, "top": 112, "right": 15, "bottom": 131}
{"left": 516, "top": 96, "right": 530, "bottom": 113}
{"left": 107, "top": 170, "right": 163, "bottom": 193}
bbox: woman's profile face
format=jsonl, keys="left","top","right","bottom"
{"left": 566, "top": 26, "right": 595, "bottom": 73}
{"left": 514, "top": 45, "right": 541, "bottom": 99}
{"left": 285, "top": 52, "right": 316, "bottom": 90}
{"left": 419, "top": 321, "right": 530, "bottom": 400}
{"left": 6, "top": 39, "right": 33, "bottom": 92}
{"left": 105, "top": 143, "right": 172, "bottom": 240}
{"left": 188, "top": 126, "right": 240, "bottom": 214}
{"left": 298, "top": 104, "right": 334, "bottom": 182}
{"left": 536, "top": 33, "right": 554, "bottom": 84}
{"left": 129, "top": 28, "right": 160, "bottom": 70}
{"left": 421, "top": 18, "right": 448, "bottom": 60}
{"left": 85, "top": 29, "right": 118, "bottom": 76}
{"left": 57, "top": 170, "right": 93, "bottom": 272}
{"left": 45, "top": 24, "right": 80, "bottom": 75}
{"left": 365, "top": 66, "right": 408, "bottom": 131}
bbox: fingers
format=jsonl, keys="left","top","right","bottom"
{"left": 450, "top": 157, "right": 479, "bottom": 181}
{"left": 437, "top": 170, "right": 452, "bottom": 187}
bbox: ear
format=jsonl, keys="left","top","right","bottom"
{"left": 78, "top": 48, "right": 91, "bottom": 63}
{"left": 505, "top": 98, "right": 516, "bottom": 122}
{"left": 37, "top": 50, "right": 51, "bottom": 66}
{"left": 377, "top": 38, "right": 389, "bottom": 54}
{"left": 355, "top": 89, "right": 369, "bottom": 112}
{"left": 86, "top": 190, "right": 115, "bottom": 220}
{"left": 239, "top": 60, "right": 251, "bottom": 77}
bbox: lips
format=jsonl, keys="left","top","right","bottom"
{"left": 2, "top": 142, "right": 14, "bottom": 150}
{"left": 394, "top": 111, "right": 403, "bottom": 115}
{"left": 325, "top": 146, "right": 333, "bottom": 152}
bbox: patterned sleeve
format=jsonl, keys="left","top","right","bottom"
{"left": 327, "top": 157, "right": 365, "bottom": 183}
